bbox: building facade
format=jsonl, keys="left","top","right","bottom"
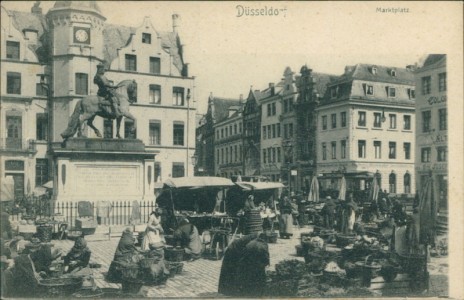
{"left": 316, "top": 64, "right": 416, "bottom": 194}
{"left": 242, "top": 89, "right": 262, "bottom": 176}
{"left": 1, "top": 1, "right": 195, "bottom": 201}
{"left": 414, "top": 55, "right": 447, "bottom": 210}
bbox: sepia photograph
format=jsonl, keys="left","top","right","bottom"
{"left": 1, "top": 1, "right": 463, "bottom": 299}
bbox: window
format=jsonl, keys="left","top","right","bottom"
{"left": 277, "top": 124, "right": 281, "bottom": 137}
{"left": 422, "top": 111, "right": 431, "bottom": 132}
{"left": 173, "top": 123, "right": 184, "bottom": 145}
{"left": 408, "top": 88, "right": 415, "bottom": 99}
{"left": 331, "top": 87, "right": 338, "bottom": 98}
{"left": 6, "top": 41, "right": 20, "bottom": 59}
{"left": 389, "top": 142, "right": 396, "bottom": 159}
{"left": 142, "top": 33, "right": 151, "bottom": 44}
{"left": 322, "top": 143, "right": 327, "bottom": 160}
{"left": 149, "top": 57, "right": 160, "bottom": 74}
{"left": 155, "top": 162, "right": 162, "bottom": 182}
{"left": 404, "top": 143, "right": 411, "bottom": 160}
{"left": 341, "top": 140, "right": 346, "bottom": 159}
{"left": 373, "top": 113, "right": 382, "bottom": 128}
{"left": 221, "top": 129, "right": 224, "bottom": 139}
{"left": 6, "top": 115, "right": 21, "bottom": 148}
{"left": 322, "top": 116, "right": 327, "bottom": 130}
{"left": 272, "top": 148, "right": 276, "bottom": 163}
{"left": 125, "top": 54, "right": 137, "bottom": 71}
{"left": 234, "top": 124, "right": 237, "bottom": 135}
{"left": 75, "top": 73, "right": 88, "bottom": 95}
{"left": 374, "top": 141, "right": 381, "bottom": 159}
{"left": 216, "top": 130, "right": 219, "bottom": 139}
{"left": 221, "top": 148, "right": 224, "bottom": 164}
{"left": 239, "top": 145, "right": 242, "bottom": 161}
{"left": 263, "top": 149, "right": 267, "bottom": 164}
{"left": 403, "top": 115, "right": 411, "bottom": 130}
{"left": 438, "top": 108, "right": 447, "bottom": 130}
{"left": 267, "top": 125, "right": 271, "bottom": 139}
{"left": 172, "top": 163, "right": 185, "bottom": 178}
{"left": 124, "top": 120, "right": 136, "bottom": 138}
{"left": 103, "top": 119, "right": 113, "bottom": 138}
{"left": 389, "top": 173, "right": 396, "bottom": 193}
{"left": 149, "top": 84, "right": 161, "bottom": 104}
{"left": 262, "top": 126, "right": 267, "bottom": 140}
{"left": 366, "top": 85, "right": 374, "bottom": 95}
{"left": 36, "top": 113, "right": 48, "bottom": 141}
{"left": 358, "top": 140, "right": 366, "bottom": 158}
{"left": 421, "top": 76, "right": 431, "bottom": 95}
{"left": 438, "top": 72, "right": 447, "bottom": 92}
{"left": 387, "top": 87, "right": 396, "bottom": 98}
{"left": 404, "top": 173, "right": 411, "bottom": 194}
{"left": 341, "top": 112, "right": 347, "bottom": 127}
{"left": 389, "top": 114, "right": 397, "bottom": 129}
{"left": 35, "top": 159, "right": 49, "bottom": 186}
{"left": 267, "top": 104, "right": 271, "bottom": 116}
{"left": 437, "top": 147, "right": 447, "bottom": 162}
{"left": 149, "top": 121, "right": 161, "bottom": 145}
{"left": 36, "top": 76, "right": 47, "bottom": 96}
{"left": 277, "top": 147, "right": 281, "bottom": 163}
{"left": 268, "top": 148, "right": 272, "bottom": 163}
{"left": 331, "top": 142, "right": 336, "bottom": 159}
{"left": 331, "top": 114, "right": 337, "bottom": 129}
{"left": 7, "top": 72, "right": 21, "bottom": 94}
{"left": 272, "top": 102, "right": 276, "bottom": 115}
{"left": 371, "top": 67, "right": 377, "bottom": 75}
{"left": 225, "top": 148, "right": 229, "bottom": 164}
{"left": 358, "top": 111, "right": 366, "bottom": 126}
{"left": 421, "top": 147, "right": 431, "bottom": 163}
{"left": 272, "top": 124, "right": 276, "bottom": 138}
{"left": 234, "top": 145, "right": 238, "bottom": 162}
{"left": 239, "top": 123, "right": 242, "bottom": 133}
{"left": 391, "top": 69, "right": 397, "bottom": 77}
{"left": 172, "top": 87, "right": 184, "bottom": 106}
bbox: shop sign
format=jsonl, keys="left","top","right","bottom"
{"left": 427, "top": 95, "right": 447, "bottom": 105}
{"left": 5, "top": 160, "right": 24, "bottom": 171}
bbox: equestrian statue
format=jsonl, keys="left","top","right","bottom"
{"left": 61, "top": 63, "right": 138, "bottom": 142}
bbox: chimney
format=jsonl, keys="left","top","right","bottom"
{"left": 269, "top": 83, "right": 275, "bottom": 95}
{"left": 23, "top": 28, "right": 39, "bottom": 45}
{"left": 172, "top": 13, "right": 180, "bottom": 33}
{"left": 406, "top": 65, "right": 416, "bottom": 72}
{"left": 31, "top": 1, "right": 42, "bottom": 14}
{"left": 239, "top": 94, "right": 244, "bottom": 103}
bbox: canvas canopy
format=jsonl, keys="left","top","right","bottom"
{"left": 1, "top": 176, "right": 15, "bottom": 202}
{"left": 163, "top": 176, "right": 234, "bottom": 189}
{"left": 234, "top": 181, "right": 285, "bottom": 191}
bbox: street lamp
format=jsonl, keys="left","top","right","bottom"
{"left": 282, "top": 140, "right": 293, "bottom": 193}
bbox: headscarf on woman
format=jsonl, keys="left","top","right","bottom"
{"left": 63, "top": 237, "right": 91, "bottom": 273}
{"left": 107, "top": 227, "right": 142, "bottom": 283}
{"left": 173, "top": 218, "right": 202, "bottom": 260}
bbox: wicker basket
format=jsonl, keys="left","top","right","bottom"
{"left": 139, "top": 257, "right": 159, "bottom": 269}
{"left": 165, "top": 246, "right": 184, "bottom": 262}
{"left": 121, "top": 279, "right": 144, "bottom": 294}
{"left": 39, "top": 277, "right": 83, "bottom": 297}
{"left": 166, "top": 261, "right": 184, "bottom": 277}
{"left": 121, "top": 264, "right": 140, "bottom": 280}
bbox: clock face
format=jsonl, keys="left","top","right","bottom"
{"left": 74, "top": 27, "right": 90, "bottom": 44}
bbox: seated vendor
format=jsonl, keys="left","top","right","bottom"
{"left": 63, "top": 237, "right": 91, "bottom": 273}
{"left": 173, "top": 218, "right": 203, "bottom": 261}
{"left": 107, "top": 227, "right": 143, "bottom": 283}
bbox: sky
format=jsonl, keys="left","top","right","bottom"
{"left": 1, "top": 1, "right": 462, "bottom": 115}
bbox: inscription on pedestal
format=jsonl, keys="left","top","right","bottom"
{"left": 74, "top": 165, "right": 139, "bottom": 196}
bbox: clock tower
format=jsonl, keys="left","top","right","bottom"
{"left": 46, "top": 1, "right": 106, "bottom": 141}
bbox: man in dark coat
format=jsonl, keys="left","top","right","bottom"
{"left": 321, "top": 196, "right": 336, "bottom": 229}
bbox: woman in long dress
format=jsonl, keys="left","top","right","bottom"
{"left": 173, "top": 218, "right": 202, "bottom": 260}
{"left": 63, "top": 237, "right": 91, "bottom": 273}
{"left": 279, "top": 196, "right": 293, "bottom": 238}
{"left": 141, "top": 209, "right": 165, "bottom": 251}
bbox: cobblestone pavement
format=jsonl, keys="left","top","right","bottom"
{"left": 51, "top": 225, "right": 448, "bottom": 298}
{"left": 52, "top": 225, "right": 311, "bottom": 298}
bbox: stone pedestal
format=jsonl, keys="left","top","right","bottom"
{"left": 50, "top": 138, "right": 158, "bottom": 202}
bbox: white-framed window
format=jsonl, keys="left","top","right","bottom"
{"left": 374, "top": 141, "right": 381, "bottom": 159}
{"left": 358, "top": 111, "right": 366, "bottom": 127}
{"left": 403, "top": 115, "right": 411, "bottom": 130}
{"left": 340, "top": 112, "right": 347, "bottom": 127}
{"left": 331, "top": 142, "right": 336, "bottom": 159}
{"left": 149, "top": 84, "right": 161, "bottom": 104}
{"left": 173, "top": 122, "right": 184, "bottom": 145}
{"left": 438, "top": 72, "right": 447, "bottom": 92}
{"left": 422, "top": 110, "right": 431, "bottom": 132}
{"left": 437, "top": 147, "right": 447, "bottom": 162}
{"left": 373, "top": 113, "right": 382, "bottom": 128}
{"left": 75, "top": 73, "right": 88, "bottom": 95}
{"left": 390, "top": 69, "right": 396, "bottom": 77}
{"left": 322, "top": 116, "right": 327, "bottom": 130}
{"left": 408, "top": 88, "right": 415, "bottom": 99}
{"left": 149, "top": 57, "right": 160, "bottom": 74}
{"left": 125, "top": 54, "right": 137, "bottom": 71}
{"left": 358, "top": 140, "right": 366, "bottom": 158}
{"left": 341, "top": 140, "right": 346, "bottom": 159}
{"left": 322, "top": 143, "right": 327, "bottom": 160}
{"left": 421, "top": 76, "right": 431, "bottom": 95}
{"left": 387, "top": 87, "right": 396, "bottom": 98}
{"left": 6, "top": 41, "right": 20, "bottom": 60}
{"left": 438, "top": 108, "right": 447, "bottom": 130}
{"left": 172, "top": 87, "right": 184, "bottom": 106}
{"left": 404, "top": 143, "right": 411, "bottom": 160}
{"left": 389, "top": 114, "right": 397, "bottom": 129}
{"left": 389, "top": 142, "right": 397, "bottom": 159}
{"left": 331, "top": 114, "right": 337, "bottom": 129}
{"left": 149, "top": 121, "right": 161, "bottom": 145}
{"left": 142, "top": 33, "right": 151, "bottom": 44}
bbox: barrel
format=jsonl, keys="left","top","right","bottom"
{"left": 244, "top": 210, "right": 263, "bottom": 235}
{"left": 37, "top": 225, "right": 53, "bottom": 243}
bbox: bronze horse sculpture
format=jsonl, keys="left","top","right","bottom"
{"left": 61, "top": 79, "right": 138, "bottom": 142}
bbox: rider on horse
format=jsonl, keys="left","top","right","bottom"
{"left": 93, "top": 63, "right": 121, "bottom": 117}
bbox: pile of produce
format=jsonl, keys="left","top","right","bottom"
{"left": 266, "top": 259, "right": 375, "bottom": 298}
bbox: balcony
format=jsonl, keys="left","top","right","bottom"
{"left": 0, "top": 138, "right": 37, "bottom": 153}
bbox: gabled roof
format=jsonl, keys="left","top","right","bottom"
{"left": 103, "top": 24, "right": 184, "bottom": 73}
{"left": 331, "top": 64, "right": 415, "bottom": 85}
{"left": 422, "top": 54, "right": 446, "bottom": 68}
{"left": 208, "top": 96, "right": 242, "bottom": 123}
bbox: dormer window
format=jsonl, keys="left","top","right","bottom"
{"left": 390, "top": 69, "right": 397, "bottom": 77}
{"left": 366, "top": 85, "right": 374, "bottom": 95}
{"left": 142, "top": 33, "right": 151, "bottom": 44}
{"left": 330, "top": 87, "right": 338, "bottom": 98}
{"left": 371, "top": 67, "right": 377, "bottom": 75}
